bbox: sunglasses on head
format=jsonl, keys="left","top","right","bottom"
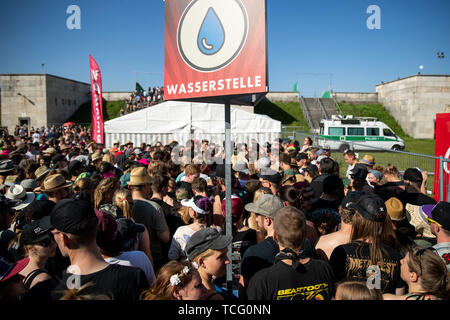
{"left": 425, "top": 216, "right": 442, "bottom": 228}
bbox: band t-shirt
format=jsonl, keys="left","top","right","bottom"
{"left": 247, "top": 258, "right": 334, "bottom": 300}
{"left": 51, "top": 264, "right": 149, "bottom": 300}
{"left": 329, "top": 241, "right": 404, "bottom": 293}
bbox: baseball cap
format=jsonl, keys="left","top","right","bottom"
{"left": 50, "top": 199, "right": 98, "bottom": 235}
{"left": 181, "top": 196, "right": 212, "bottom": 215}
{"left": 0, "top": 257, "right": 29, "bottom": 282}
{"left": 221, "top": 196, "right": 244, "bottom": 217}
{"left": 403, "top": 168, "right": 423, "bottom": 183}
{"left": 19, "top": 216, "right": 53, "bottom": 246}
{"left": 347, "top": 194, "right": 387, "bottom": 223}
{"left": 95, "top": 210, "right": 123, "bottom": 255}
{"left": 340, "top": 191, "right": 363, "bottom": 209}
{"left": 185, "top": 227, "right": 232, "bottom": 261}
{"left": 259, "top": 171, "right": 283, "bottom": 185}
{"left": 350, "top": 163, "right": 368, "bottom": 181}
{"left": 244, "top": 193, "right": 283, "bottom": 219}
{"left": 421, "top": 202, "right": 450, "bottom": 230}
{"left": 117, "top": 218, "right": 145, "bottom": 251}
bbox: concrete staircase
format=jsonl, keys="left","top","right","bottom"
{"left": 300, "top": 97, "right": 339, "bottom": 132}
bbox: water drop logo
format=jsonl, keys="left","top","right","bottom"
{"left": 178, "top": 0, "right": 248, "bottom": 72}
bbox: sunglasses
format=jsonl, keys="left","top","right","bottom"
{"left": 414, "top": 247, "right": 438, "bottom": 276}
{"left": 34, "top": 237, "right": 54, "bottom": 248}
{"left": 425, "top": 216, "right": 442, "bottom": 228}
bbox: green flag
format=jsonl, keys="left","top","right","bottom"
{"left": 293, "top": 81, "right": 299, "bottom": 93}
{"left": 322, "top": 90, "right": 331, "bottom": 98}
{"left": 135, "top": 82, "right": 144, "bottom": 95}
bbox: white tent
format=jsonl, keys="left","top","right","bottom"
{"left": 104, "top": 101, "right": 281, "bottom": 148}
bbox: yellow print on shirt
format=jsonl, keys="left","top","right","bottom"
{"left": 277, "top": 283, "right": 329, "bottom": 300}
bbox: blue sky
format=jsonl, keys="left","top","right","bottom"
{"left": 0, "top": 0, "right": 449, "bottom": 97}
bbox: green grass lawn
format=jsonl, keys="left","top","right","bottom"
{"left": 255, "top": 98, "right": 309, "bottom": 129}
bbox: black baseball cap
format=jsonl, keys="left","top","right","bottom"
{"left": 348, "top": 194, "right": 387, "bottom": 223}
{"left": 350, "top": 163, "right": 368, "bottom": 181}
{"left": 50, "top": 199, "right": 98, "bottom": 235}
{"left": 19, "top": 216, "right": 53, "bottom": 246}
{"left": 185, "top": 227, "right": 232, "bottom": 261}
{"left": 403, "top": 168, "right": 423, "bottom": 183}
{"left": 425, "top": 201, "right": 450, "bottom": 230}
{"left": 117, "top": 218, "right": 145, "bottom": 251}
{"left": 341, "top": 191, "right": 363, "bottom": 209}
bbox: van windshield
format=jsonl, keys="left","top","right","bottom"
{"left": 383, "top": 128, "right": 395, "bottom": 137}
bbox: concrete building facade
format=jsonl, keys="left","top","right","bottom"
{"left": 0, "top": 74, "right": 90, "bottom": 132}
{"left": 376, "top": 75, "right": 450, "bottom": 139}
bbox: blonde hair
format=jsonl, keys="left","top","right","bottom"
{"left": 102, "top": 153, "right": 114, "bottom": 164}
{"left": 113, "top": 188, "right": 134, "bottom": 220}
{"left": 335, "top": 281, "right": 383, "bottom": 300}
{"left": 140, "top": 260, "right": 197, "bottom": 300}
{"left": 93, "top": 177, "right": 119, "bottom": 210}
{"left": 247, "top": 187, "right": 272, "bottom": 232}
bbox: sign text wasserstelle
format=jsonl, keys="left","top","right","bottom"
{"left": 164, "top": 0, "right": 267, "bottom": 100}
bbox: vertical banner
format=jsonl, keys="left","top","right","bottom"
{"left": 89, "top": 54, "right": 104, "bottom": 144}
{"left": 433, "top": 113, "right": 450, "bottom": 202}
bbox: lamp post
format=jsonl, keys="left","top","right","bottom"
{"left": 437, "top": 52, "right": 445, "bottom": 74}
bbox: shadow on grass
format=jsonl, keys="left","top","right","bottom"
{"left": 254, "top": 98, "right": 298, "bottom": 124}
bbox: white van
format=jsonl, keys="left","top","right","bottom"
{"left": 318, "top": 115, "right": 405, "bottom": 152}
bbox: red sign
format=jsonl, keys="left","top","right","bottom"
{"left": 89, "top": 54, "right": 104, "bottom": 144}
{"left": 164, "top": 0, "right": 267, "bottom": 100}
{"left": 433, "top": 113, "right": 450, "bottom": 202}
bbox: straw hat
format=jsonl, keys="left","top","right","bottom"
{"left": 127, "top": 167, "right": 151, "bottom": 186}
{"left": 35, "top": 166, "right": 50, "bottom": 181}
{"left": 4, "top": 175, "right": 20, "bottom": 186}
{"left": 39, "top": 174, "right": 73, "bottom": 193}
{"left": 5, "top": 184, "right": 35, "bottom": 210}
{"left": 385, "top": 197, "right": 404, "bottom": 221}
{"left": 42, "top": 147, "right": 57, "bottom": 155}
{"left": 360, "top": 154, "right": 375, "bottom": 166}
{"left": 91, "top": 153, "right": 103, "bottom": 162}
{"left": 405, "top": 203, "right": 435, "bottom": 239}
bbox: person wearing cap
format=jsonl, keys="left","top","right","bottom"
{"left": 359, "top": 154, "right": 376, "bottom": 170}
{"left": 238, "top": 194, "right": 283, "bottom": 298}
{"left": 315, "top": 191, "right": 360, "bottom": 262}
{"left": 348, "top": 163, "right": 374, "bottom": 194}
{"left": 96, "top": 211, "right": 155, "bottom": 286}
{"left": 109, "top": 140, "right": 120, "bottom": 154}
{"left": 168, "top": 196, "right": 214, "bottom": 261}
{"left": 295, "top": 153, "right": 309, "bottom": 176}
{"left": 310, "top": 157, "right": 338, "bottom": 201}
{"left": 18, "top": 216, "right": 56, "bottom": 295}
{"left": 367, "top": 169, "right": 383, "bottom": 187}
{"left": 184, "top": 227, "right": 233, "bottom": 300}
{"left": 38, "top": 173, "right": 72, "bottom": 204}
{"left": 5, "top": 184, "right": 35, "bottom": 212}
{"left": 49, "top": 199, "right": 149, "bottom": 300}
{"left": 383, "top": 246, "right": 449, "bottom": 300}
{"left": 385, "top": 197, "right": 415, "bottom": 248}
{"left": 397, "top": 168, "right": 436, "bottom": 207}
{"left": 129, "top": 167, "right": 170, "bottom": 271}
{"left": 247, "top": 206, "right": 334, "bottom": 300}
{"left": 0, "top": 256, "right": 29, "bottom": 300}
{"left": 329, "top": 194, "right": 405, "bottom": 294}
{"left": 423, "top": 202, "right": 450, "bottom": 273}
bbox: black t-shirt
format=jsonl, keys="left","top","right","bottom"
{"left": 329, "top": 241, "right": 404, "bottom": 294}
{"left": 397, "top": 191, "right": 437, "bottom": 206}
{"left": 240, "top": 236, "right": 279, "bottom": 282}
{"left": 51, "top": 264, "right": 149, "bottom": 300}
{"left": 232, "top": 229, "right": 257, "bottom": 282}
{"left": 247, "top": 258, "right": 334, "bottom": 300}
{"left": 374, "top": 181, "right": 406, "bottom": 201}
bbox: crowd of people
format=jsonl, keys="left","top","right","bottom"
{"left": 120, "top": 87, "right": 165, "bottom": 116}
{"left": 0, "top": 127, "right": 449, "bottom": 301}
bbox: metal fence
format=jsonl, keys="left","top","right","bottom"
{"left": 281, "top": 127, "right": 450, "bottom": 201}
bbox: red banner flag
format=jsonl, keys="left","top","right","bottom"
{"left": 433, "top": 113, "right": 450, "bottom": 202}
{"left": 89, "top": 54, "right": 104, "bottom": 144}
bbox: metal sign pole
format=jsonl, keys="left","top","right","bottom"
{"left": 224, "top": 101, "right": 233, "bottom": 292}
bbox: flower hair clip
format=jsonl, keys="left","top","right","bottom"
{"left": 169, "top": 265, "right": 195, "bottom": 287}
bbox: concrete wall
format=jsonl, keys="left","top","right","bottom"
{"left": 45, "top": 75, "right": 90, "bottom": 125}
{"left": 0, "top": 74, "right": 90, "bottom": 132}
{"left": 332, "top": 92, "right": 379, "bottom": 104}
{"left": 377, "top": 75, "right": 450, "bottom": 139}
{"left": 266, "top": 92, "right": 299, "bottom": 102}
{"left": 103, "top": 91, "right": 132, "bottom": 101}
